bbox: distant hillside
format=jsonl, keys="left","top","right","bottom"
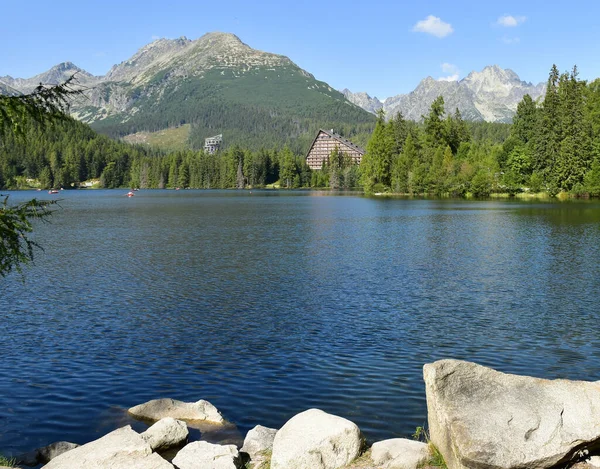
{"left": 344, "top": 65, "right": 546, "bottom": 123}
{"left": 1, "top": 33, "right": 375, "bottom": 153}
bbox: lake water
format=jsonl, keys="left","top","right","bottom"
{"left": 2, "top": 190, "right": 600, "bottom": 457}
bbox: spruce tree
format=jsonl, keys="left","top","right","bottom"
{"left": 360, "top": 109, "right": 394, "bottom": 192}
{"left": 553, "top": 66, "right": 592, "bottom": 191}
{"left": 534, "top": 65, "right": 562, "bottom": 189}
{"left": 424, "top": 96, "right": 447, "bottom": 148}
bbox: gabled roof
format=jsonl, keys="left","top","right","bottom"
{"left": 305, "top": 129, "right": 365, "bottom": 158}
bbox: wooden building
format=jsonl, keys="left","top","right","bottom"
{"left": 305, "top": 129, "right": 365, "bottom": 170}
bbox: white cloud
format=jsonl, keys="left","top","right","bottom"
{"left": 438, "top": 74, "right": 459, "bottom": 82}
{"left": 497, "top": 15, "right": 526, "bottom": 27}
{"left": 502, "top": 36, "right": 521, "bottom": 44}
{"left": 412, "top": 15, "right": 454, "bottom": 38}
{"left": 439, "top": 63, "right": 460, "bottom": 81}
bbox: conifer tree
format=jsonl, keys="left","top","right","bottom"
{"left": 554, "top": 66, "right": 592, "bottom": 190}
{"left": 424, "top": 96, "right": 447, "bottom": 148}
{"left": 445, "top": 108, "right": 471, "bottom": 155}
{"left": 534, "top": 65, "right": 562, "bottom": 187}
{"left": 360, "top": 109, "right": 394, "bottom": 192}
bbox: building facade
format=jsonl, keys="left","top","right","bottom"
{"left": 204, "top": 134, "right": 223, "bottom": 154}
{"left": 305, "top": 129, "right": 365, "bottom": 170}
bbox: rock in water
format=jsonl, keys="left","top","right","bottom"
{"left": 141, "top": 417, "right": 188, "bottom": 452}
{"left": 241, "top": 425, "right": 277, "bottom": 459}
{"left": 37, "top": 441, "right": 79, "bottom": 463}
{"left": 171, "top": 441, "right": 242, "bottom": 469}
{"left": 370, "top": 438, "right": 430, "bottom": 469}
{"left": 424, "top": 359, "right": 600, "bottom": 469}
{"left": 271, "top": 408, "right": 363, "bottom": 469}
{"left": 41, "top": 425, "right": 173, "bottom": 469}
{"left": 128, "top": 398, "right": 225, "bottom": 424}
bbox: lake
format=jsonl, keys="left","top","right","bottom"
{"left": 2, "top": 190, "right": 600, "bottom": 457}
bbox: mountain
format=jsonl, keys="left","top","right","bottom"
{"left": 346, "top": 65, "right": 546, "bottom": 123}
{"left": 341, "top": 89, "right": 383, "bottom": 114}
{"left": 1, "top": 32, "right": 375, "bottom": 152}
{"left": 0, "top": 62, "right": 100, "bottom": 93}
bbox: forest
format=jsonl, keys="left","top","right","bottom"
{"left": 360, "top": 66, "right": 600, "bottom": 196}
{"left": 1, "top": 65, "right": 600, "bottom": 197}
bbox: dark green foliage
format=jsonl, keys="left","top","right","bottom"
{"left": 0, "top": 77, "right": 84, "bottom": 278}
{"left": 0, "top": 76, "right": 83, "bottom": 139}
{"left": 362, "top": 99, "right": 476, "bottom": 196}
{"left": 0, "top": 195, "right": 56, "bottom": 277}
{"left": 89, "top": 69, "right": 376, "bottom": 155}
{"left": 321, "top": 146, "right": 359, "bottom": 189}
{"left": 423, "top": 96, "right": 447, "bottom": 147}
{"left": 360, "top": 109, "right": 395, "bottom": 192}
{"left": 5, "top": 64, "right": 600, "bottom": 199}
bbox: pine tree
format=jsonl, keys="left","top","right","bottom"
{"left": 424, "top": 96, "right": 447, "bottom": 148}
{"left": 360, "top": 109, "right": 394, "bottom": 192}
{"left": 554, "top": 66, "right": 592, "bottom": 191}
{"left": 534, "top": 65, "right": 562, "bottom": 189}
{"left": 512, "top": 95, "right": 538, "bottom": 145}
{"left": 445, "top": 108, "right": 471, "bottom": 155}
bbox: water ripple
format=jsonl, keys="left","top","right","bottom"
{"left": 1, "top": 191, "right": 600, "bottom": 456}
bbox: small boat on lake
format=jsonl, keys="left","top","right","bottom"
{"left": 48, "top": 189, "right": 59, "bottom": 194}
{"left": 126, "top": 191, "right": 135, "bottom": 197}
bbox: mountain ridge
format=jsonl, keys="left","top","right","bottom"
{"left": 0, "top": 32, "right": 375, "bottom": 152}
{"left": 1, "top": 36, "right": 546, "bottom": 151}
{"left": 343, "top": 65, "right": 547, "bottom": 123}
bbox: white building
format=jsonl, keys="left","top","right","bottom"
{"left": 204, "top": 134, "right": 223, "bottom": 154}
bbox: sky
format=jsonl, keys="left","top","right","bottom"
{"left": 2, "top": 0, "right": 600, "bottom": 99}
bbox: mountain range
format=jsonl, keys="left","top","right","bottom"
{"left": 343, "top": 65, "right": 546, "bottom": 123}
{"left": 0, "top": 32, "right": 375, "bottom": 152}
{"left": 1, "top": 33, "right": 549, "bottom": 151}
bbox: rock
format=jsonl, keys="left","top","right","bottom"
{"left": 17, "top": 441, "right": 79, "bottom": 466}
{"left": 371, "top": 439, "right": 430, "bottom": 469}
{"left": 128, "top": 398, "right": 225, "bottom": 424}
{"left": 271, "top": 408, "right": 364, "bottom": 469}
{"left": 141, "top": 417, "right": 188, "bottom": 452}
{"left": 37, "top": 442, "right": 79, "bottom": 463}
{"left": 424, "top": 359, "right": 600, "bottom": 469}
{"left": 241, "top": 425, "right": 277, "bottom": 459}
{"left": 171, "top": 441, "right": 242, "bottom": 469}
{"left": 42, "top": 425, "right": 174, "bottom": 469}
{"left": 590, "top": 456, "right": 600, "bottom": 467}
{"left": 16, "top": 449, "right": 38, "bottom": 466}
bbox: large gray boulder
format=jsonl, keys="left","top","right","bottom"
{"left": 424, "top": 359, "right": 600, "bottom": 469}
{"left": 42, "top": 426, "right": 173, "bottom": 469}
{"left": 128, "top": 398, "right": 225, "bottom": 424}
{"left": 171, "top": 441, "right": 242, "bottom": 469}
{"left": 371, "top": 438, "right": 430, "bottom": 469}
{"left": 241, "top": 425, "right": 277, "bottom": 459}
{"left": 141, "top": 417, "right": 188, "bottom": 452}
{"left": 270, "top": 408, "right": 364, "bottom": 469}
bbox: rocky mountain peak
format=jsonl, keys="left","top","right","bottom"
{"left": 347, "top": 65, "right": 546, "bottom": 123}
{"left": 342, "top": 89, "right": 383, "bottom": 114}
{"left": 105, "top": 36, "right": 192, "bottom": 83}
{"left": 0, "top": 61, "right": 96, "bottom": 93}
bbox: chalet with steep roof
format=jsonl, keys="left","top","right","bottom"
{"left": 305, "top": 129, "right": 365, "bottom": 170}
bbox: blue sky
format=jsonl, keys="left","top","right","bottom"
{"left": 2, "top": 0, "right": 600, "bottom": 99}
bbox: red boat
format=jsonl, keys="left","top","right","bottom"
{"left": 126, "top": 191, "right": 135, "bottom": 197}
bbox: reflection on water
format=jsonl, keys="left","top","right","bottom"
{"left": 1, "top": 190, "right": 600, "bottom": 456}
